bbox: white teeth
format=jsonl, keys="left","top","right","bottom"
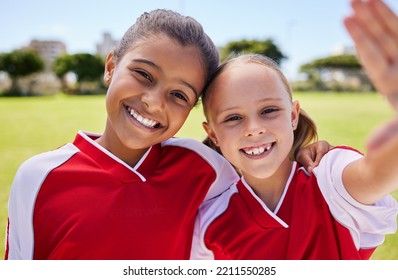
{"left": 127, "top": 107, "right": 159, "bottom": 128}
{"left": 243, "top": 144, "right": 272, "bottom": 155}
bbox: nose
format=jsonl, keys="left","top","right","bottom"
{"left": 244, "top": 117, "right": 266, "bottom": 137}
{"left": 141, "top": 87, "right": 165, "bottom": 112}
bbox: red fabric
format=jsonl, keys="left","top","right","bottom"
{"left": 204, "top": 166, "right": 375, "bottom": 260}
{"left": 26, "top": 133, "right": 220, "bottom": 259}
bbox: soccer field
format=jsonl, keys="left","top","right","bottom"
{"left": 0, "top": 92, "right": 397, "bottom": 259}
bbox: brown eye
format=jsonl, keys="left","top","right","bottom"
{"left": 172, "top": 91, "right": 188, "bottom": 102}
{"left": 135, "top": 70, "right": 152, "bottom": 82}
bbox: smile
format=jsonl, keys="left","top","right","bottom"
{"left": 242, "top": 143, "right": 274, "bottom": 156}
{"left": 125, "top": 106, "right": 161, "bottom": 128}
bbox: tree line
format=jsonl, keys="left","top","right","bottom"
{"left": 0, "top": 39, "right": 366, "bottom": 96}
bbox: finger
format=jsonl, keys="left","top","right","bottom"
{"left": 312, "top": 148, "right": 325, "bottom": 167}
{"left": 305, "top": 140, "right": 331, "bottom": 172}
{"left": 344, "top": 16, "right": 391, "bottom": 96}
{"left": 371, "top": 0, "right": 398, "bottom": 62}
{"left": 351, "top": 0, "right": 398, "bottom": 62}
{"left": 296, "top": 150, "right": 315, "bottom": 167}
{"left": 343, "top": 16, "right": 387, "bottom": 73}
{"left": 295, "top": 147, "right": 315, "bottom": 172}
{"left": 372, "top": 0, "right": 398, "bottom": 41}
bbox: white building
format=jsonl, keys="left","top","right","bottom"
{"left": 27, "top": 40, "right": 67, "bottom": 71}
{"left": 96, "top": 32, "right": 119, "bottom": 57}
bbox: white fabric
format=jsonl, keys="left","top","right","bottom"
{"left": 7, "top": 143, "right": 79, "bottom": 259}
{"left": 190, "top": 185, "right": 238, "bottom": 260}
{"left": 313, "top": 148, "right": 398, "bottom": 249}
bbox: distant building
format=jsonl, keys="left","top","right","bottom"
{"left": 331, "top": 44, "right": 355, "bottom": 56}
{"left": 96, "top": 32, "right": 119, "bottom": 57}
{"left": 327, "top": 45, "right": 372, "bottom": 91}
{"left": 26, "top": 40, "right": 67, "bottom": 71}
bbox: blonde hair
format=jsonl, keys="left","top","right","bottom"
{"left": 202, "top": 53, "right": 318, "bottom": 160}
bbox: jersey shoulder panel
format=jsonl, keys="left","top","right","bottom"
{"left": 162, "top": 138, "right": 239, "bottom": 200}
{"left": 191, "top": 184, "right": 239, "bottom": 259}
{"left": 6, "top": 143, "right": 79, "bottom": 259}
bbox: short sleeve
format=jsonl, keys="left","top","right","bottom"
{"left": 312, "top": 147, "right": 398, "bottom": 249}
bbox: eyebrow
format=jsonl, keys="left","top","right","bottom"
{"left": 221, "top": 97, "right": 284, "bottom": 111}
{"left": 133, "top": 58, "right": 159, "bottom": 70}
{"left": 132, "top": 59, "right": 199, "bottom": 100}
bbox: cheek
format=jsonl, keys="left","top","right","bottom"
{"left": 168, "top": 107, "right": 192, "bottom": 129}
{"left": 280, "top": 123, "right": 295, "bottom": 150}
{"left": 105, "top": 88, "right": 117, "bottom": 114}
{"left": 217, "top": 128, "right": 239, "bottom": 154}
{"left": 215, "top": 126, "right": 236, "bottom": 141}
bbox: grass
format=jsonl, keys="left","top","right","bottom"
{"left": 0, "top": 92, "right": 397, "bottom": 259}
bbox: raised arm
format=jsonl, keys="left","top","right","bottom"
{"left": 342, "top": 0, "right": 398, "bottom": 204}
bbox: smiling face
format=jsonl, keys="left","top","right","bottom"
{"left": 98, "top": 34, "right": 206, "bottom": 166}
{"left": 203, "top": 61, "right": 300, "bottom": 182}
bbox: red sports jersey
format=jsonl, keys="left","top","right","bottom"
{"left": 191, "top": 147, "right": 398, "bottom": 260}
{"left": 5, "top": 131, "right": 239, "bottom": 260}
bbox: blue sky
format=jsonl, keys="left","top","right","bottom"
{"left": 2, "top": 0, "right": 398, "bottom": 79}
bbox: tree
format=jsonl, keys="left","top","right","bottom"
{"left": 53, "top": 53, "right": 105, "bottom": 94}
{"left": 300, "top": 54, "right": 361, "bottom": 71}
{"left": 298, "top": 54, "right": 371, "bottom": 91}
{"left": 220, "top": 39, "right": 286, "bottom": 65}
{"left": 0, "top": 50, "right": 44, "bottom": 95}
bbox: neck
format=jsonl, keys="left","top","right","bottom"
{"left": 96, "top": 124, "right": 149, "bottom": 168}
{"left": 243, "top": 159, "right": 294, "bottom": 212}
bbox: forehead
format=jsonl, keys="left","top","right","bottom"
{"left": 128, "top": 34, "right": 203, "bottom": 65}
{"left": 124, "top": 35, "right": 206, "bottom": 90}
{"left": 211, "top": 62, "right": 286, "bottom": 97}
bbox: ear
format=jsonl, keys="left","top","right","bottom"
{"left": 104, "top": 50, "right": 116, "bottom": 85}
{"left": 291, "top": 100, "right": 300, "bottom": 130}
{"left": 202, "top": 121, "right": 219, "bottom": 146}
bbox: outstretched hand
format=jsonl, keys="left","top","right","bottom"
{"left": 344, "top": 0, "right": 398, "bottom": 110}
{"left": 341, "top": 0, "right": 398, "bottom": 203}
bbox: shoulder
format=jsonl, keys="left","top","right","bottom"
{"left": 197, "top": 183, "right": 239, "bottom": 231}
{"left": 162, "top": 137, "right": 239, "bottom": 200}
{"left": 319, "top": 145, "right": 362, "bottom": 164}
{"left": 200, "top": 184, "right": 239, "bottom": 215}
{"left": 312, "top": 146, "right": 362, "bottom": 182}
{"left": 12, "top": 143, "right": 79, "bottom": 192}
{"left": 163, "top": 137, "right": 217, "bottom": 155}
{"left": 162, "top": 137, "right": 232, "bottom": 168}
{"left": 19, "top": 143, "right": 79, "bottom": 172}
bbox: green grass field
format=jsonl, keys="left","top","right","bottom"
{"left": 0, "top": 92, "right": 397, "bottom": 259}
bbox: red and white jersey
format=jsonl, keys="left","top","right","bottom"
{"left": 191, "top": 147, "right": 398, "bottom": 260}
{"left": 5, "top": 131, "right": 239, "bottom": 260}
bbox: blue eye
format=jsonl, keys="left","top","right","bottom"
{"left": 225, "top": 115, "right": 241, "bottom": 122}
{"left": 262, "top": 108, "right": 279, "bottom": 114}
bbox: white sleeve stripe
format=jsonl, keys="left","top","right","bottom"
{"left": 190, "top": 185, "right": 238, "bottom": 259}
{"left": 7, "top": 144, "right": 79, "bottom": 259}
